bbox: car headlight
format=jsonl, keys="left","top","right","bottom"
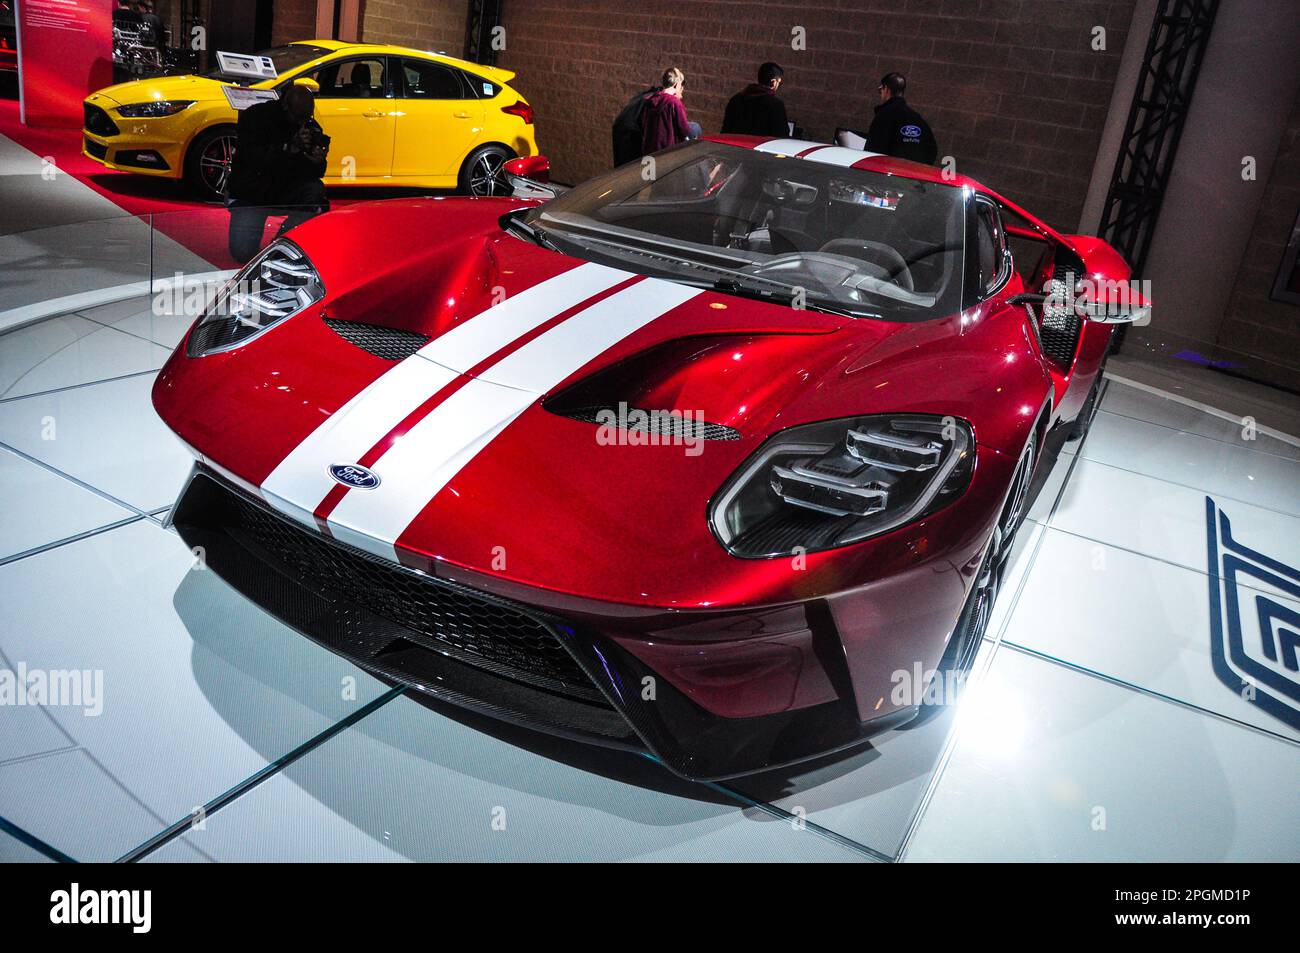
{"left": 186, "top": 239, "right": 324, "bottom": 357}
{"left": 709, "top": 414, "right": 975, "bottom": 557}
{"left": 117, "top": 100, "right": 195, "bottom": 118}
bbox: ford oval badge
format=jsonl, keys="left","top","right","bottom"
{"left": 328, "top": 463, "right": 381, "bottom": 489}
{"left": 901, "top": 124, "right": 922, "bottom": 140}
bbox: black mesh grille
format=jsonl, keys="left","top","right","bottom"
{"left": 222, "top": 488, "right": 602, "bottom": 702}
{"left": 1039, "top": 277, "right": 1083, "bottom": 366}
{"left": 83, "top": 103, "right": 119, "bottom": 137}
{"left": 562, "top": 406, "right": 741, "bottom": 441}
{"left": 84, "top": 137, "right": 108, "bottom": 160}
{"left": 324, "top": 318, "right": 430, "bottom": 361}
{"left": 186, "top": 315, "right": 245, "bottom": 356}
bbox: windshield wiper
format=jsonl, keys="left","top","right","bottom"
{"left": 503, "top": 211, "right": 560, "bottom": 252}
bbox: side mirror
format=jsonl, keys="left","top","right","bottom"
{"left": 1073, "top": 277, "right": 1151, "bottom": 325}
{"left": 503, "top": 155, "right": 569, "bottom": 199}
{"left": 504, "top": 155, "right": 550, "bottom": 183}
{"left": 293, "top": 77, "right": 320, "bottom": 94}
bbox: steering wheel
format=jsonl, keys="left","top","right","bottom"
{"left": 817, "top": 239, "right": 915, "bottom": 291}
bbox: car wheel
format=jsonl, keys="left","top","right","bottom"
{"left": 907, "top": 437, "right": 1036, "bottom": 723}
{"left": 458, "top": 145, "right": 513, "bottom": 197}
{"left": 1068, "top": 360, "right": 1107, "bottom": 442}
{"left": 184, "top": 126, "right": 237, "bottom": 201}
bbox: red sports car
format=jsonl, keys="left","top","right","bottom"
{"left": 154, "top": 136, "right": 1147, "bottom": 779}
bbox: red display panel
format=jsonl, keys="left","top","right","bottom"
{"left": 16, "top": 0, "right": 112, "bottom": 127}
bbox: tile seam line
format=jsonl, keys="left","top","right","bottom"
{"left": 0, "top": 813, "right": 78, "bottom": 864}
{"left": 1071, "top": 452, "right": 1300, "bottom": 521}
{"left": 999, "top": 640, "right": 1300, "bottom": 749}
{"left": 1103, "top": 371, "right": 1300, "bottom": 448}
{"left": 0, "top": 367, "right": 160, "bottom": 405}
{"left": 0, "top": 513, "right": 145, "bottom": 567}
{"left": 114, "top": 686, "right": 406, "bottom": 863}
{"left": 893, "top": 447, "right": 1080, "bottom": 862}
{"left": 0, "top": 439, "right": 155, "bottom": 520}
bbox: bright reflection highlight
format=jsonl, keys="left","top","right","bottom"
{"left": 954, "top": 673, "right": 1026, "bottom": 760}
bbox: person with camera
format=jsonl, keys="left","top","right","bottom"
{"left": 226, "top": 84, "right": 331, "bottom": 264}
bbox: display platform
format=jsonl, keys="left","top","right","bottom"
{"left": 1, "top": 294, "right": 1296, "bottom": 862}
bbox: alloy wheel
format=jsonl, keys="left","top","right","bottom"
{"left": 468, "top": 152, "right": 507, "bottom": 196}
{"left": 199, "top": 134, "right": 236, "bottom": 197}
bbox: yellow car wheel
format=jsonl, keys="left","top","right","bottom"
{"left": 184, "top": 125, "right": 238, "bottom": 201}
{"left": 458, "top": 144, "right": 515, "bottom": 197}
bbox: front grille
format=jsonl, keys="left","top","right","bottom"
{"left": 222, "top": 487, "right": 603, "bottom": 702}
{"left": 562, "top": 405, "right": 741, "bottom": 441}
{"left": 84, "top": 137, "right": 108, "bottom": 160}
{"left": 324, "top": 318, "right": 430, "bottom": 361}
{"left": 83, "top": 103, "right": 119, "bottom": 137}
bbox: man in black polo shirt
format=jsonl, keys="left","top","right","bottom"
{"left": 865, "top": 72, "right": 938, "bottom": 165}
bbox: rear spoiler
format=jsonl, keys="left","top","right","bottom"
{"left": 475, "top": 64, "right": 516, "bottom": 85}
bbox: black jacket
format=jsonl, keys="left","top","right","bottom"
{"left": 866, "top": 96, "right": 938, "bottom": 165}
{"left": 227, "top": 99, "right": 329, "bottom": 204}
{"left": 721, "top": 83, "right": 789, "bottom": 138}
{"left": 612, "top": 86, "right": 659, "bottom": 166}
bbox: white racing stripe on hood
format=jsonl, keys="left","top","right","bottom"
{"left": 327, "top": 278, "right": 702, "bottom": 559}
{"left": 796, "top": 145, "right": 884, "bottom": 166}
{"left": 258, "top": 261, "right": 633, "bottom": 522}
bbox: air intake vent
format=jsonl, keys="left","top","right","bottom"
{"left": 562, "top": 405, "right": 740, "bottom": 441}
{"left": 1038, "top": 276, "right": 1083, "bottom": 366}
{"left": 324, "top": 319, "right": 430, "bottom": 361}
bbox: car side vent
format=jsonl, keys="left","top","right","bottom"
{"left": 561, "top": 405, "right": 741, "bottom": 441}
{"left": 1038, "top": 276, "right": 1083, "bottom": 367}
{"left": 323, "top": 318, "right": 430, "bottom": 361}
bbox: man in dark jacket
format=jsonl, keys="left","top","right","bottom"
{"left": 640, "top": 67, "right": 691, "bottom": 155}
{"left": 612, "top": 82, "right": 660, "bottom": 166}
{"left": 721, "top": 62, "right": 789, "bottom": 137}
{"left": 865, "top": 72, "right": 938, "bottom": 165}
{"left": 226, "top": 84, "right": 330, "bottom": 263}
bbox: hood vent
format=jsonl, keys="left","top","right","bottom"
{"left": 560, "top": 405, "right": 741, "bottom": 441}
{"left": 324, "top": 318, "right": 430, "bottom": 361}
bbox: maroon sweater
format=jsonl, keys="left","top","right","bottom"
{"left": 640, "top": 90, "right": 690, "bottom": 154}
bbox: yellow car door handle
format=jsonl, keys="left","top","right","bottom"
{"left": 363, "top": 110, "right": 384, "bottom": 119}
{"left": 454, "top": 110, "right": 472, "bottom": 119}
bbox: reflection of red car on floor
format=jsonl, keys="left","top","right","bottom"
{"left": 0, "top": 2, "right": 17, "bottom": 75}
{"left": 153, "top": 136, "right": 1147, "bottom": 779}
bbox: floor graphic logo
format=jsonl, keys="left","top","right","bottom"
{"left": 1206, "top": 497, "right": 1300, "bottom": 731}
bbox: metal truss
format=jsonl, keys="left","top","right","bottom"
{"left": 1099, "top": 0, "right": 1220, "bottom": 278}
{"left": 464, "top": 0, "right": 504, "bottom": 66}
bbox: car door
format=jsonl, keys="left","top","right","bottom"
{"left": 390, "top": 57, "right": 485, "bottom": 179}
{"left": 302, "top": 56, "right": 397, "bottom": 181}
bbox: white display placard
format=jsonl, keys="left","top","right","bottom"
{"left": 222, "top": 86, "right": 280, "bottom": 111}
{"left": 216, "top": 51, "right": 278, "bottom": 80}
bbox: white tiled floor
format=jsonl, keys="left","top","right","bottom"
{"left": 0, "top": 313, "right": 1297, "bottom": 863}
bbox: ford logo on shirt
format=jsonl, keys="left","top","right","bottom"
{"left": 901, "top": 124, "right": 922, "bottom": 140}
{"left": 328, "top": 463, "right": 381, "bottom": 489}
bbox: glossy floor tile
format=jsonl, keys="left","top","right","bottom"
{"left": 77, "top": 293, "right": 201, "bottom": 351}
{"left": 144, "top": 693, "right": 870, "bottom": 863}
{"left": 0, "top": 372, "right": 192, "bottom": 512}
{"left": 0, "top": 446, "right": 136, "bottom": 562}
{"left": 0, "top": 519, "right": 392, "bottom": 861}
{"left": 1081, "top": 409, "right": 1300, "bottom": 516}
{"left": 1101, "top": 379, "right": 1300, "bottom": 462}
{"left": 1000, "top": 527, "right": 1300, "bottom": 742}
{"left": 902, "top": 647, "right": 1300, "bottom": 861}
{"left": 0, "top": 314, "right": 167, "bottom": 401}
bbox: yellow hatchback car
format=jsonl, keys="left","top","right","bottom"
{"left": 82, "top": 40, "right": 538, "bottom": 199}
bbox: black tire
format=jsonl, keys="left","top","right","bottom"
{"left": 906, "top": 437, "right": 1036, "bottom": 724}
{"left": 458, "top": 144, "right": 514, "bottom": 197}
{"left": 1068, "top": 360, "right": 1107, "bottom": 442}
{"left": 184, "top": 125, "right": 238, "bottom": 202}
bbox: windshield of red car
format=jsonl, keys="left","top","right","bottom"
{"left": 524, "top": 140, "right": 967, "bottom": 321}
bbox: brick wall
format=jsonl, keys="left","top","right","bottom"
{"left": 359, "top": 0, "right": 466, "bottom": 54}
{"left": 496, "top": 0, "right": 1136, "bottom": 230}
{"left": 272, "top": 0, "right": 318, "bottom": 45}
{"left": 1219, "top": 89, "right": 1300, "bottom": 385}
